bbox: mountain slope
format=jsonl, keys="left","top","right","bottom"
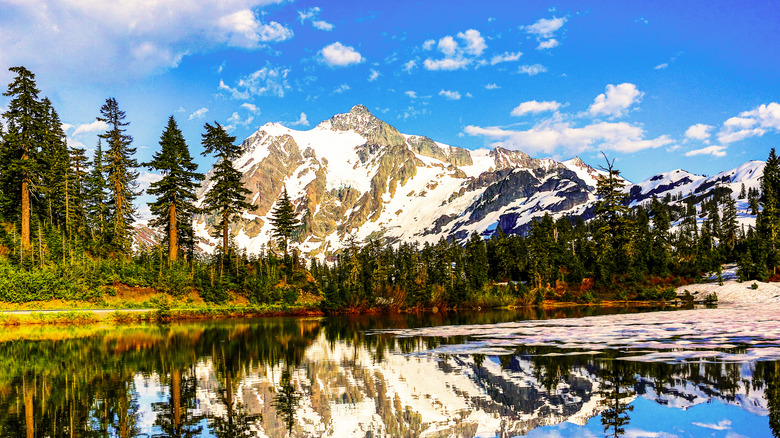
{"left": 188, "top": 105, "right": 764, "bottom": 257}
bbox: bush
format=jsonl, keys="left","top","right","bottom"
{"left": 751, "top": 283, "right": 759, "bottom": 290}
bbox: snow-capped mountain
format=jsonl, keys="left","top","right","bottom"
{"left": 190, "top": 105, "right": 765, "bottom": 257}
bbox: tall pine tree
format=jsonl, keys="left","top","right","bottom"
{"left": 99, "top": 98, "right": 139, "bottom": 254}
{"left": 85, "top": 139, "right": 109, "bottom": 245}
{"left": 145, "top": 116, "right": 203, "bottom": 261}
{"left": 1, "top": 66, "right": 45, "bottom": 258}
{"left": 268, "top": 187, "right": 299, "bottom": 255}
{"left": 201, "top": 122, "right": 251, "bottom": 255}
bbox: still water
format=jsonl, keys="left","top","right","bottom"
{"left": 1, "top": 305, "right": 778, "bottom": 437}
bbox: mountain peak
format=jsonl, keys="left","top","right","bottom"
{"left": 348, "top": 104, "right": 371, "bottom": 115}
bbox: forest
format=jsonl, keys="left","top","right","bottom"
{"left": 2, "top": 66, "right": 780, "bottom": 312}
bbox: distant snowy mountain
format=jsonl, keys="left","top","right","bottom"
{"left": 180, "top": 105, "right": 765, "bottom": 257}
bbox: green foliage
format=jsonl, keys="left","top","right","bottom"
{"left": 269, "top": 187, "right": 300, "bottom": 254}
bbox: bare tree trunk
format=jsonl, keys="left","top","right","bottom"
{"left": 169, "top": 203, "right": 178, "bottom": 261}
{"left": 21, "top": 176, "right": 31, "bottom": 256}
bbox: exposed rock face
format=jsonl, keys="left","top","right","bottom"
{"left": 184, "top": 105, "right": 764, "bottom": 257}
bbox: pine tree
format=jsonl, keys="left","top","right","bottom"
{"left": 85, "top": 140, "right": 109, "bottom": 246}
{"left": 99, "top": 98, "right": 139, "bottom": 254}
{"left": 1, "top": 66, "right": 45, "bottom": 258}
{"left": 739, "top": 183, "right": 747, "bottom": 199}
{"left": 594, "top": 153, "right": 632, "bottom": 280}
{"left": 201, "top": 122, "right": 251, "bottom": 255}
{"left": 39, "top": 97, "right": 70, "bottom": 229}
{"left": 269, "top": 187, "right": 299, "bottom": 255}
{"left": 67, "top": 144, "right": 90, "bottom": 237}
{"left": 758, "top": 148, "right": 780, "bottom": 274}
{"left": 145, "top": 116, "right": 204, "bottom": 261}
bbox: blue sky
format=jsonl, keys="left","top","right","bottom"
{"left": 1, "top": 0, "right": 778, "bottom": 206}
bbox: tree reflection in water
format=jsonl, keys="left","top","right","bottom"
{"left": 0, "top": 311, "right": 778, "bottom": 437}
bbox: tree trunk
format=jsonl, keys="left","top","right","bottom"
{"left": 172, "top": 368, "right": 181, "bottom": 432}
{"left": 21, "top": 176, "right": 31, "bottom": 256}
{"left": 24, "top": 376, "right": 34, "bottom": 438}
{"left": 223, "top": 214, "right": 229, "bottom": 255}
{"left": 169, "top": 203, "right": 178, "bottom": 261}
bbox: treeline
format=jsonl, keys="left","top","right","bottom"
{"left": 0, "top": 66, "right": 308, "bottom": 305}
{"left": 1, "top": 65, "right": 780, "bottom": 311}
{"left": 316, "top": 153, "right": 780, "bottom": 310}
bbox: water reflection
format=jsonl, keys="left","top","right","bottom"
{"left": 0, "top": 308, "right": 776, "bottom": 437}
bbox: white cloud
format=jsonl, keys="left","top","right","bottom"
{"left": 685, "top": 123, "right": 713, "bottom": 141}
{"left": 289, "top": 112, "right": 309, "bottom": 126}
{"left": 333, "top": 83, "right": 350, "bottom": 94}
{"left": 241, "top": 102, "right": 259, "bottom": 113}
{"left": 298, "top": 7, "right": 334, "bottom": 31}
{"left": 685, "top": 145, "right": 727, "bottom": 157}
{"left": 437, "top": 36, "right": 459, "bottom": 56}
{"left": 465, "top": 115, "right": 672, "bottom": 155}
{"left": 219, "top": 63, "right": 290, "bottom": 99}
{"left": 457, "top": 29, "right": 486, "bottom": 56}
{"left": 692, "top": 420, "right": 732, "bottom": 431}
{"left": 654, "top": 63, "right": 669, "bottom": 70}
{"left": 61, "top": 123, "right": 73, "bottom": 133}
{"left": 717, "top": 102, "right": 780, "bottom": 144}
{"left": 511, "top": 100, "right": 562, "bottom": 116}
{"left": 405, "top": 91, "right": 417, "bottom": 98}
{"left": 485, "top": 83, "right": 500, "bottom": 90}
{"left": 403, "top": 60, "right": 417, "bottom": 72}
{"left": 138, "top": 171, "right": 163, "bottom": 192}
{"left": 188, "top": 107, "right": 209, "bottom": 120}
{"left": 424, "top": 57, "right": 471, "bottom": 71}
{"left": 490, "top": 51, "right": 523, "bottom": 65}
{"left": 320, "top": 42, "right": 364, "bottom": 67}
{"left": 73, "top": 120, "right": 109, "bottom": 136}
{"left": 0, "top": 0, "right": 290, "bottom": 82}
{"left": 423, "top": 29, "right": 487, "bottom": 71}
{"left": 439, "top": 89, "right": 461, "bottom": 100}
{"left": 523, "top": 16, "right": 567, "bottom": 38}
{"left": 588, "top": 83, "right": 644, "bottom": 117}
{"left": 537, "top": 39, "right": 559, "bottom": 50}
{"left": 227, "top": 111, "right": 254, "bottom": 127}
{"left": 368, "top": 69, "right": 380, "bottom": 81}
{"left": 422, "top": 39, "right": 436, "bottom": 50}
{"left": 518, "top": 64, "right": 547, "bottom": 76}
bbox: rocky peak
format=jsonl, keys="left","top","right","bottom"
{"left": 325, "top": 104, "right": 406, "bottom": 147}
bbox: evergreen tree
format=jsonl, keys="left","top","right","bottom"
{"left": 98, "top": 98, "right": 139, "bottom": 254}
{"left": 739, "top": 183, "right": 747, "bottom": 199}
{"left": 39, "top": 97, "right": 70, "bottom": 229}
{"left": 594, "top": 153, "right": 632, "bottom": 281}
{"left": 201, "top": 122, "right": 251, "bottom": 255}
{"left": 67, "top": 144, "right": 90, "bottom": 238}
{"left": 85, "top": 140, "right": 109, "bottom": 245}
{"left": 758, "top": 148, "right": 780, "bottom": 275}
{"left": 145, "top": 116, "right": 204, "bottom": 261}
{"left": 1, "top": 66, "right": 45, "bottom": 258}
{"left": 269, "top": 187, "right": 299, "bottom": 255}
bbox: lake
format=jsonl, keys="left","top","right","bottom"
{"left": 1, "top": 305, "right": 778, "bottom": 437}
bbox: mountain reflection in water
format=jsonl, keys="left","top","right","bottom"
{"left": 0, "top": 307, "right": 777, "bottom": 437}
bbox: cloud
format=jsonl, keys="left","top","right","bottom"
{"left": 490, "top": 51, "right": 523, "bottom": 65}
{"left": 289, "top": 112, "right": 309, "bottom": 126}
{"left": 227, "top": 111, "right": 254, "bottom": 127}
{"left": 523, "top": 16, "right": 567, "bottom": 38}
{"left": 537, "top": 39, "right": 559, "bottom": 50}
{"left": 405, "top": 91, "right": 417, "bottom": 98}
{"left": 518, "top": 64, "right": 547, "bottom": 76}
{"left": 654, "top": 63, "right": 669, "bottom": 70}
{"left": 320, "top": 42, "right": 364, "bottom": 67}
{"left": 241, "top": 103, "right": 260, "bottom": 113}
{"left": 424, "top": 58, "right": 471, "bottom": 71}
{"left": 485, "top": 83, "right": 500, "bottom": 90}
{"left": 298, "top": 7, "right": 334, "bottom": 31}
{"left": 0, "top": 1, "right": 291, "bottom": 82}
{"left": 423, "top": 29, "right": 487, "bottom": 71}
{"left": 457, "top": 29, "right": 486, "bottom": 56}
{"left": 333, "top": 83, "right": 350, "bottom": 94}
{"left": 717, "top": 102, "right": 780, "bottom": 144}
{"left": 403, "top": 60, "right": 417, "bottom": 72}
{"left": 73, "top": 120, "right": 109, "bottom": 136}
{"left": 368, "top": 69, "right": 380, "bottom": 81}
{"left": 588, "top": 83, "right": 644, "bottom": 117}
{"left": 685, "top": 123, "right": 713, "bottom": 141}
{"left": 511, "top": 100, "right": 562, "bottom": 116}
{"left": 439, "top": 89, "right": 461, "bottom": 100}
{"left": 138, "top": 171, "right": 163, "bottom": 192}
{"left": 188, "top": 107, "right": 209, "bottom": 120}
{"left": 219, "top": 63, "right": 290, "bottom": 99}
{"left": 685, "top": 145, "right": 727, "bottom": 157}
{"left": 465, "top": 114, "right": 673, "bottom": 155}
{"left": 692, "top": 420, "right": 732, "bottom": 431}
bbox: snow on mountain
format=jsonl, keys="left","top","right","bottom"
{"left": 181, "top": 105, "right": 766, "bottom": 258}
